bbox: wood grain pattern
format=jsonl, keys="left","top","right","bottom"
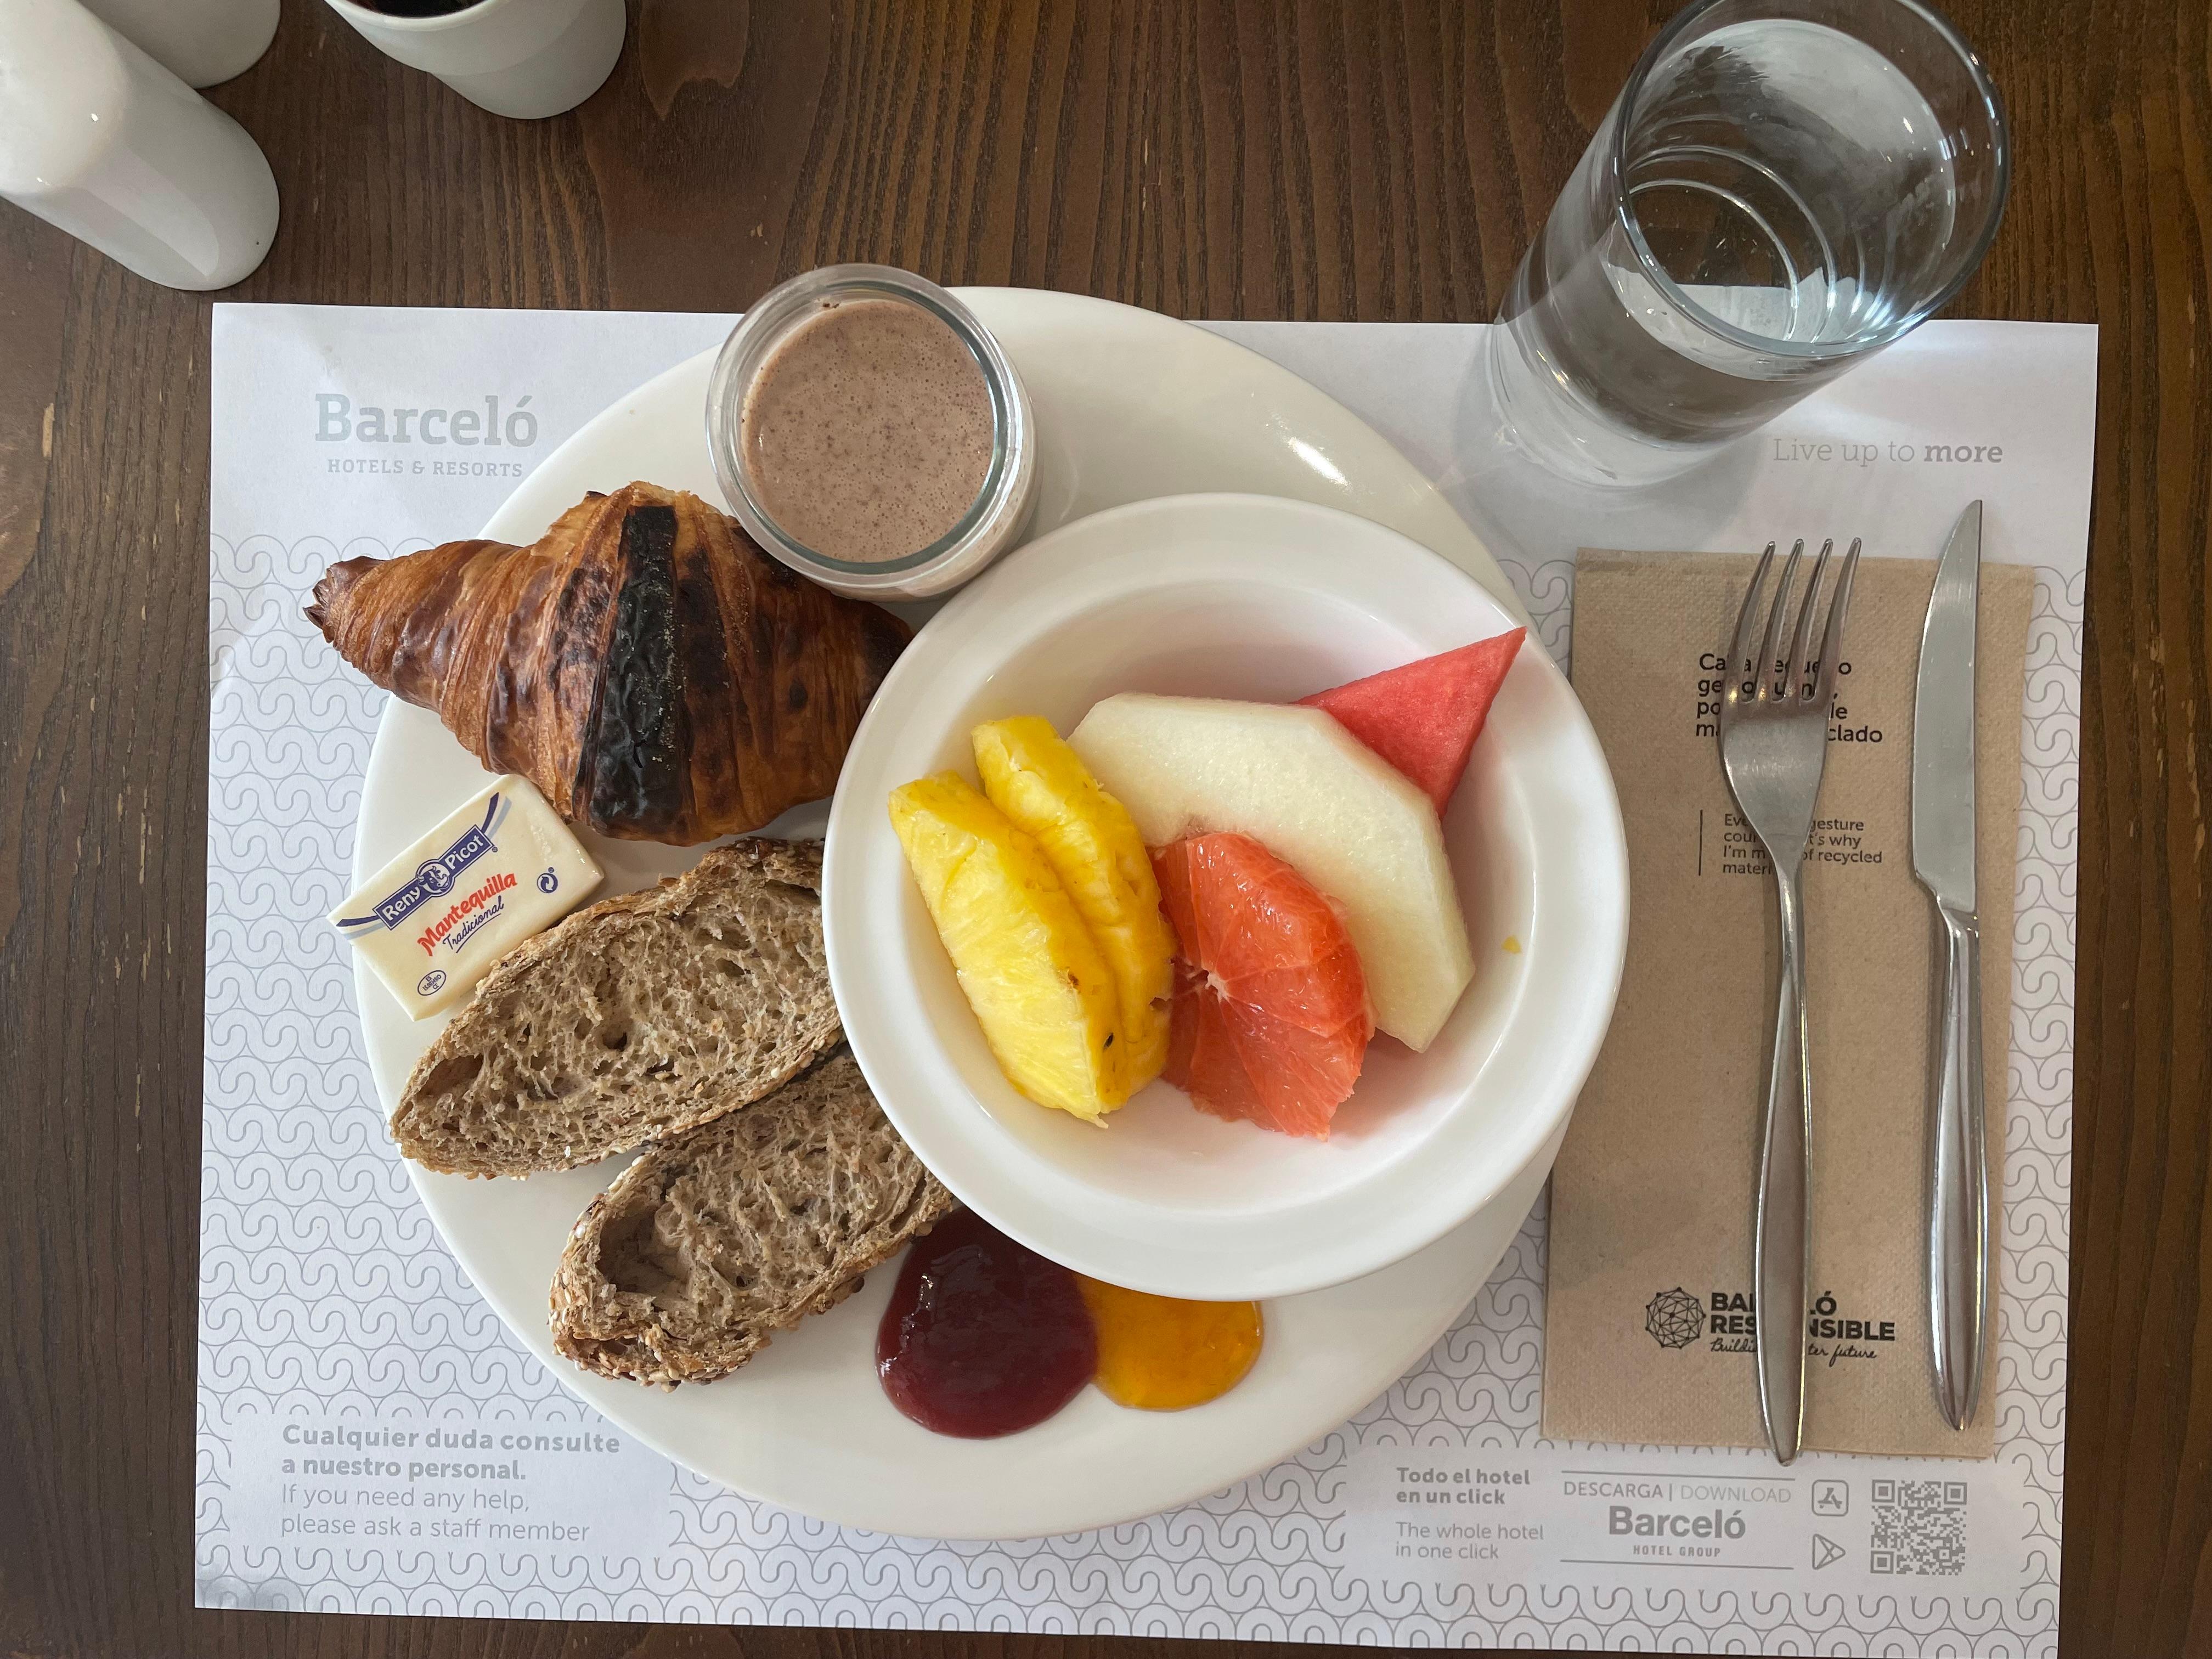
{"left": 0, "top": 1, "right": 2203, "bottom": 1655}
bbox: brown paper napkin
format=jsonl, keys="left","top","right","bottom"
{"left": 1543, "top": 549, "right": 2032, "bottom": 1458}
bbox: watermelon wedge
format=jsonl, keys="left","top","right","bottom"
{"left": 1297, "top": 629, "right": 1526, "bottom": 815}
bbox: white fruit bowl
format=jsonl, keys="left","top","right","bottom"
{"left": 823, "top": 494, "right": 1627, "bottom": 1300}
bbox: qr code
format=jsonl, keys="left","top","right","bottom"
{"left": 1869, "top": 1479, "right": 1967, "bottom": 1575}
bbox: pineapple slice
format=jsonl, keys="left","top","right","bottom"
{"left": 889, "top": 772, "right": 1128, "bottom": 1121}
{"left": 971, "top": 716, "right": 1175, "bottom": 1091}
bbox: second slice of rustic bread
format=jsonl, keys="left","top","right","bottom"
{"left": 391, "top": 838, "right": 840, "bottom": 1177}
{"left": 550, "top": 1049, "right": 955, "bottom": 1386}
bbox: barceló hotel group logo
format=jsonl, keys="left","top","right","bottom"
{"left": 315, "top": 392, "right": 540, "bottom": 478}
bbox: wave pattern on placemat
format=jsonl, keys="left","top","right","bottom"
{"left": 198, "top": 528, "right": 2068, "bottom": 1654}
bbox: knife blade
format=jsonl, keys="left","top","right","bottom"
{"left": 1912, "top": 500, "right": 1988, "bottom": 1433}
{"left": 1912, "top": 502, "right": 1981, "bottom": 908}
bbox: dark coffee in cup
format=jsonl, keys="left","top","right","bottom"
{"left": 352, "top": 0, "right": 481, "bottom": 15}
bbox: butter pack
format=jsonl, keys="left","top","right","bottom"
{"left": 332, "top": 776, "right": 603, "bottom": 1019}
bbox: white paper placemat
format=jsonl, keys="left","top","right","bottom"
{"left": 200, "top": 303, "right": 2088, "bottom": 1651}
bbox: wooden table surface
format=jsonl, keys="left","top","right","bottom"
{"left": 2, "top": 2, "right": 2205, "bottom": 1655}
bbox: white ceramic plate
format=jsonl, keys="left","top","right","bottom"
{"left": 353, "top": 290, "right": 1568, "bottom": 1538}
{"left": 827, "top": 494, "right": 1627, "bottom": 1302}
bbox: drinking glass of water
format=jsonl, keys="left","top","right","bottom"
{"left": 1489, "top": 0, "right": 2008, "bottom": 488}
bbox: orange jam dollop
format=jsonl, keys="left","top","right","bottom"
{"left": 1076, "top": 1278, "right": 1263, "bottom": 1410}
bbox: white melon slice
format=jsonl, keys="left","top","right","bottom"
{"left": 1068, "top": 693, "right": 1474, "bottom": 1050}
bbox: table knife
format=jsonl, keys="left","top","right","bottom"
{"left": 1911, "top": 500, "right": 1989, "bottom": 1431}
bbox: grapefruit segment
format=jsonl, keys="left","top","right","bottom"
{"left": 1297, "top": 629, "right": 1527, "bottom": 814}
{"left": 1152, "top": 833, "right": 1372, "bottom": 1139}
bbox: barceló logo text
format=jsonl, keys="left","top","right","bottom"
{"left": 315, "top": 393, "right": 539, "bottom": 477}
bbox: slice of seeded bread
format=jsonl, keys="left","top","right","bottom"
{"left": 391, "top": 838, "right": 840, "bottom": 1177}
{"left": 549, "top": 1049, "right": 955, "bottom": 1385}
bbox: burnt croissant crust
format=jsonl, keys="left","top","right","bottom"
{"left": 307, "top": 481, "right": 910, "bottom": 845}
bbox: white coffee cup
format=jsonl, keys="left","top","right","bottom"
{"left": 0, "top": 0, "right": 280, "bottom": 290}
{"left": 321, "top": 0, "right": 624, "bottom": 120}
{"left": 77, "top": 0, "right": 280, "bottom": 87}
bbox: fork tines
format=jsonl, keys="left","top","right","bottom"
{"left": 1728, "top": 537, "right": 1865, "bottom": 706}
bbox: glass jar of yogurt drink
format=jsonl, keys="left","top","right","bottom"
{"left": 708, "top": 266, "right": 1039, "bottom": 600}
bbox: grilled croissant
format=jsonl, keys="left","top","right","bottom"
{"left": 307, "top": 482, "right": 910, "bottom": 844}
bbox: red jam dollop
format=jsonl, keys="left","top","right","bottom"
{"left": 876, "top": 1210, "right": 1097, "bottom": 1437}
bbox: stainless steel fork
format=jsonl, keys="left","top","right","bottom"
{"left": 1716, "top": 535, "right": 1863, "bottom": 1465}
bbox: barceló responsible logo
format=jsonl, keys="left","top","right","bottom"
{"left": 1640, "top": 1287, "right": 1899, "bottom": 1355}
{"left": 1644, "top": 1288, "right": 1705, "bottom": 1348}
